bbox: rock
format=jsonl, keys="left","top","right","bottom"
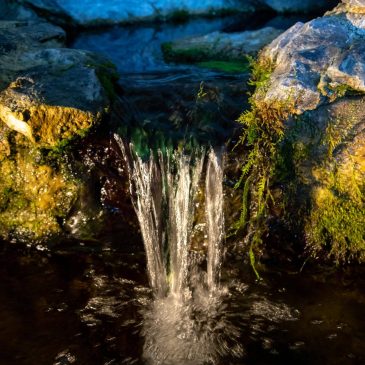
{"left": 289, "top": 97, "right": 365, "bottom": 261}
{"left": 0, "top": 0, "right": 40, "bottom": 21}
{"left": 18, "top": 0, "right": 258, "bottom": 27}
{"left": 328, "top": 0, "right": 365, "bottom": 27}
{"left": 263, "top": 0, "right": 338, "bottom": 14}
{"left": 0, "top": 19, "right": 118, "bottom": 242}
{"left": 0, "top": 49, "right": 110, "bottom": 146}
{"left": 16, "top": 0, "right": 74, "bottom": 27}
{"left": 259, "top": 6, "right": 365, "bottom": 114}
{"left": 0, "top": 20, "right": 65, "bottom": 55}
{"left": 0, "top": 123, "right": 80, "bottom": 242}
{"left": 237, "top": 0, "right": 365, "bottom": 262}
{"left": 162, "top": 27, "right": 284, "bottom": 65}
{"left": 0, "top": 21, "right": 113, "bottom": 146}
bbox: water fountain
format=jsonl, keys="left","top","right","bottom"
{"left": 115, "top": 135, "right": 243, "bottom": 364}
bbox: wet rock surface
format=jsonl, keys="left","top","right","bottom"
{"left": 19, "top": 0, "right": 259, "bottom": 27}
{"left": 0, "top": 0, "right": 40, "bottom": 21}
{"left": 162, "top": 27, "right": 284, "bottom": 64}
{"left": 0, "top": 19, "right": 117, "bottom": 242}
{"left": 246, "top": 0, "right": 365, "bottom": 261}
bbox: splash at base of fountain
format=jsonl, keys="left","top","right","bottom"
{"left": 142, "top": 284, "right": 244, "bottom": 365}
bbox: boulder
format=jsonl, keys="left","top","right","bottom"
{"left": 0, "top": 0, "right": 40, "bottom": 21}
{"left": 16, "top": 0, "right": 74, "bottom": 26}
{"left": 237, "top": 0, "right": 365, "bottom": 262}
{"left": 0, "top": 20, "right": 117, "bottom": 242}
{"left": 162, "top": 27, "right": 284, "bottom": 65}
{"left": 259, "top": 5, "right": 365, "bottom": 113}
{"left": 17, "top": 0, "right": 258, "bottom": 27}
{"left": 0, "top": 21, "right": 112, "bottom": 146}
{"left": 290, "top": 97, "right": 365, "bottom": 261}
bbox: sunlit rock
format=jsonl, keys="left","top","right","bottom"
{"left": 0, "top": 19, "right": 118, "bottom": 242}
{"left": 240, "top": 0, "right": 365, "bottom": 261}
{"left": 260, "top": 6, "right": 365, "bottom": 113}
{"left": 0, "top": 21, "right": 113, "bottom": 146}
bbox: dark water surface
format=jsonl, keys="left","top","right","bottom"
{"left": 0, "top": 241, "right": 364, "bottom": 365}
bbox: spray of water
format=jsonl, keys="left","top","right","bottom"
{"left": 115, "top": 135, "right": 243, "bottom": 364}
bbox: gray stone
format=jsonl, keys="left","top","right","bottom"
{"left": 0, "top": 0, "right": 40, "bottom": 21}
{"left": 16, "top": 0, "right": 75, "bottom": 26}
{"left": 18, "top": 0, "right": 258, "bottom": 26}
{"left": 259, "top": 10, "right": 365, "bottom": 113}
{"left": 164, "top": 27, "right": 284, "bottom": 63}
{"left": 0, "top": 20, "right": 113, "bottom": 146}
{"left": 0, "top": 20, "right": 65, "bottom": 89}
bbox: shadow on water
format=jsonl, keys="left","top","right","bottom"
{"left": 0, "top": 240, "right": 364, "bottom": 365}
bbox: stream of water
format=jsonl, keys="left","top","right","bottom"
{"left": 116, "top": 136, "right": 234, "bottom": 363}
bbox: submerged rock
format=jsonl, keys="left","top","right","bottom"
{"left": 0, "top": 19, "right": 117, "bottom": 242}
{"left": 237, "top": 0, "right": 365, "bottom": 262}
{"left": 162, "top": 27, "right": 283, "bottom": 65}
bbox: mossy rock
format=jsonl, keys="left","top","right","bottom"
{"left": 0, "top": 124, "right": 79, "bottom": 241}
{"left": 281, "top": 97, "right": 365, "bottom": 262}
{"left": 0, "top": 20, "right": 119, "bottom": 243}
{"left": 235, "top": 59, "right": 365, "bottom": 268}
{"left": 234, "top": 2, "right": 365, "bottom": 268}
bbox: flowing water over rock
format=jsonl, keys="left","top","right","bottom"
{"left": 116, "top": 136, "right": 237, "bottom": 363}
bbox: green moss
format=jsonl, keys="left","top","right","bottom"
{"left": 308, "top": 181, "right": 365, "bottom": 262}
{"left": 318, "top": 81, "right": 362, "bottom": 102}
{"left": 271, "top": 99, "right": 365, "bottom": 263}
{"left": 235, "top": 55, "right": 365, "bottom": 267}
{"left": 234, "top": 56, "right": 290, "bottom": 276}
{"left": 197, "top": 60, "right": 250, "bottom": 73}
{"left": 96, "top": 67, "right": 119, "bottom": 102}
